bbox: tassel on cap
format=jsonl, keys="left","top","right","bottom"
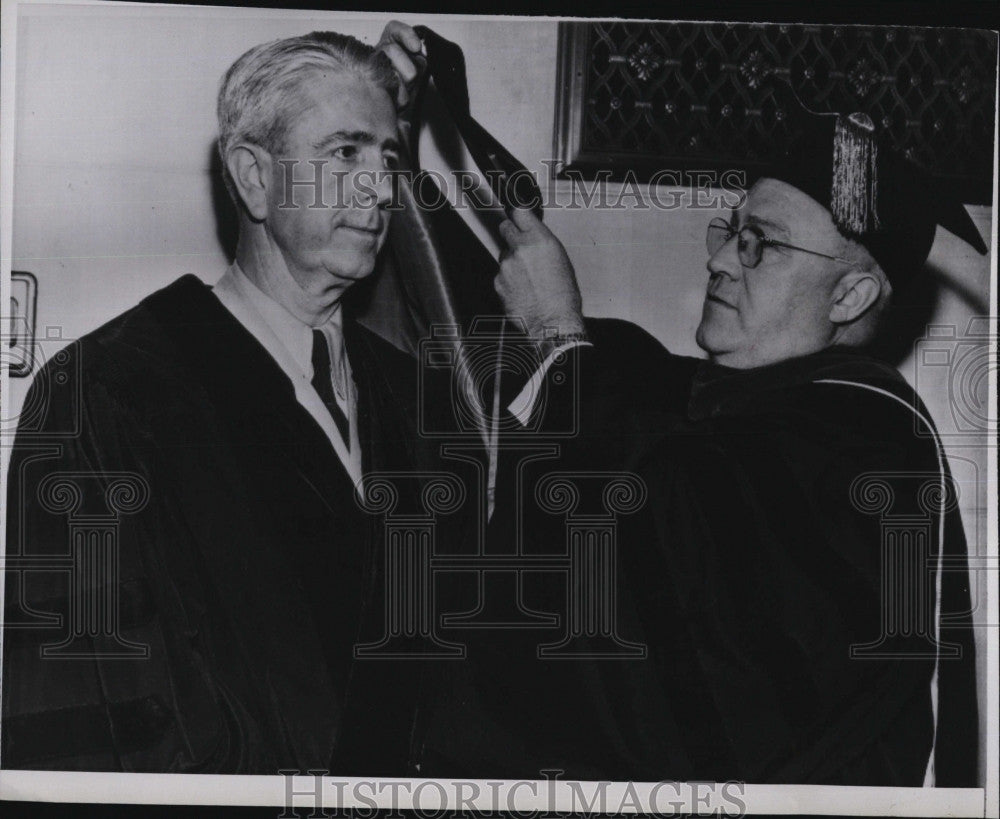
{"left": 752, "top": 83, "right": 988, "bottom": 290}
{"left": 831, "top": 112, "right": 881, "bottom": 238}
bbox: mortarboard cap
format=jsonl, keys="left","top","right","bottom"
{"left": 751, "top": 82, "right": 988, "bottom": 289}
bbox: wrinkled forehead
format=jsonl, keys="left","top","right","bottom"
{"left": 282, "top": 71, "right": 398, "bottom": 142}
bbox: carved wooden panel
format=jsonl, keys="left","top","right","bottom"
{"left": 554, "top": 22, "right": 997, "bottom": 202}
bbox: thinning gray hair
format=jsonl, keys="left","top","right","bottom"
{"left": 217, "top": 30, "right": 399, "bottom": 200}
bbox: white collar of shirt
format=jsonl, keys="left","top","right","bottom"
{"left": 507, "top": 340, "right": 592, "bottom": 425}
{"left": 212, "top": 262, "right": 362, "bottom": 485}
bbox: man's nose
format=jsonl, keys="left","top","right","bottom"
{"left": 707, "top": 235, "right": 741, "bottom": 281}
{"left": 371, "top": 165, "right": 394, "bottom": 208}
{"left": 351, "top": 160, "right": 393, "bottom": 209}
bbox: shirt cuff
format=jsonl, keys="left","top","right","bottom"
{"left": 507, "top": 341, "right": 593, "bottom": 426}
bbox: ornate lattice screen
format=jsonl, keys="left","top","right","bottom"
{"left": 553, "top": 22, "right": 997, "bottom": 203}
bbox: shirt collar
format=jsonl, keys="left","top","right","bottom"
{"left": 224, "top": 262, "right": 343, "bottom": 380}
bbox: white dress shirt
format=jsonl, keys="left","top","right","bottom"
{"left": 213, "top": 261, "right": 587, "bottom": 495}
{"left": 213, "top": 263, "right": 362, "bottom": 484}
{"left": 507, "top": 341, "right": 592, "bottom": 425}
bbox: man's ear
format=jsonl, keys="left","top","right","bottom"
{"left": 829, "top": 268, "right": 882, "bottom": 325}
{"left": 225, "top": 142, "right": 272, "bottom": 222}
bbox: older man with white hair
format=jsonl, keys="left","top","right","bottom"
{"left": 2, "top": 27, "right": 454, "bottom": 775}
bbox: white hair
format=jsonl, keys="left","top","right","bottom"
{"left": 217, "top": 31, "right": 398, "bottom": 200}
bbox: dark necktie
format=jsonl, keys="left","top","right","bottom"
{"left": 311, "top": 328, "right": 351, "bottom": 450}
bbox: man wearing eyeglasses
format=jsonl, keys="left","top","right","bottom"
{"left": 697, "top": 183, "right": 893, "bottom": 368}
{"left": 465, "top": 106, "right": 987, "bottom": 785}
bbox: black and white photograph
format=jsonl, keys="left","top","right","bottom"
{"left": 0, "top": 0, "right": 996, "bottom": 816}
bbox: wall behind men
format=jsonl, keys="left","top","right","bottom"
{"left": 5, "top": 4, "right": 995, "bottom": 782}
{"left": 8, "top": 6, "right": 992, "bottom": 404}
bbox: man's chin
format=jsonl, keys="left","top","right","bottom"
{"left": 327, "top": 252, "right": 380, "bottom": 284}
{"left": 695, "top": 320, "right": 721, "bottom": 355}
{"left": 696, "top": 321, "right": 740, "bottom": 363}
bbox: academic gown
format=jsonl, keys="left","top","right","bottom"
{"left": 2, "top": 274, "right": 462, "bottom": 774}
{"left": 419, "top": 322, "right": 979, "bottom": 786}
{"left": 603, "top": 339, "right": 977, "bottom": 785}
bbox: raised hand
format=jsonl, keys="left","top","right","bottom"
{"left": 376, "top": 20, "right": 424, "bottom": 108}
{"left": 495, "top": 207, "right": 587, "bottom": 347}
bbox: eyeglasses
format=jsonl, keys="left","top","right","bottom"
{"left": 706, "top": 217, "right": 854, "bottom": 269}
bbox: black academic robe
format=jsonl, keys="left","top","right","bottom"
{"left": 419, "top": 322, "right": 979, "bottom": 786}
{"left": 2, "top": 274, "right": 458, "bottom": 774}
{"left": 609, "top": 338, "right": 977, "bottom": 785}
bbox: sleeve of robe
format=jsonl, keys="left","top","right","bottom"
{"left": 3, "top": 338, "right": 272, "bottom": 772}
{"left": 419, "top": 319, "right": 702, "bottom": 780}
